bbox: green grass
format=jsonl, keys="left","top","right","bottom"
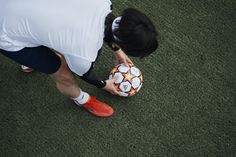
{"left": 0, "top": 0, "right": 235, "bottom": 156}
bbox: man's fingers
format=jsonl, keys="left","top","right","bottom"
{"left": 123, "top": 59, "right": 130, "bottom": 67}
{"left": 110, "top": 78, "right": 120, "bottom": 95}
{"left": 114, "top": 60, "right": 119, "bottom": 66}
{"left": 112, "top": 88, "right": 120, "bottom": 95}
{"left": 123, "top": 57, "right": 133, "bottom": 67}
{"left": 114, "top": 91, "right": 120, "bottom": 95}
{"left": 126, "top": 57, "right": 133, "bottom": 65}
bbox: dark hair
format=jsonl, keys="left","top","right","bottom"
{"left": 113, "top": 8, "right": 158, "bottom": 57}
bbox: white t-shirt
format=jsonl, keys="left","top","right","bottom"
{"left": 0, "top": 0, "right": 112, "bottom": 76}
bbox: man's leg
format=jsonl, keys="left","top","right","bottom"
{"left": 50, "top": 55, "right": 81, "bottom": 98}
{"left": 0, "top": 47, "right": 114, "bottom": 117}
{"left": 50, "top": 56, "right": 114, "bottom": 117}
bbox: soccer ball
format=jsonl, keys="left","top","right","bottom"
{"left": 109, "top": 63, "right": 143, "bottom": 97}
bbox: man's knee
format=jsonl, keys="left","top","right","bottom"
{"left": 50, "top": 57, "right": 75, "bottom": 84}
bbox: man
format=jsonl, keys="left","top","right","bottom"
{"left": 0, "top": 0, "right": 158, "bottom": 117}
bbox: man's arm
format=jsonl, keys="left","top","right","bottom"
{"left": 63, "top": 55, "right": 106, "bottom": 88}
{"left": 79, "top": 65, "right": 106, "bottom": 88}
{"left": 64, "top": 54, "right": 119, "bottom": 94}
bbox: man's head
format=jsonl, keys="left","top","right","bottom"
{"left": 112, "top": 8, "right": 158, "bottom": 57}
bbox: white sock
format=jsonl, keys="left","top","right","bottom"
{"left": 72, "top": 90, "right": 90, "bottom": 106}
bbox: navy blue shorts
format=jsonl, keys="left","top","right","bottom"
{"left": 0, "top": 46, "right": 61, "bottom": 74}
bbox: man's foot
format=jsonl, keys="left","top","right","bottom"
{"left": 79, "top": 96, "right": 114, "bottom": 117}
{"left": 21, "top": 65, "right": 34, "bottom": 73}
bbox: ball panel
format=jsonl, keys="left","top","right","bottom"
{"left": 119, "top": 81, "right": 132, "bottom": 92}
{"left": 140, "top": 75, "right": 144, "bottom": 83}
{"left": 119, "top": 92, "right": 129, "bottom": 97}
{"left": 130, "top": 67, "right": 141, "bottom": 76}
{"left": 131, "top": 77, "right": 141, "bottom": 89}
{"left": 118, "top": 65, "right": 130, "bottom": 73}
{"left": 123, "top": 72, "right": 134, "bottom": 82}
{"left": 137, "top": 83, "right": 142, "bottom": 92}
{"left": 114, "top": 72, "right": 124, "bottom": 84}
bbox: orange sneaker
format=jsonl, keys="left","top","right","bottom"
{"left": 81, "top": 96, "right": 114, "bottom": 117}
{"left": 21, "top": 65, "right": 34, "bottom": 73}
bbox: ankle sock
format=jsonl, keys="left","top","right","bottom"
{"left": 72, "top": 90, "right": 90, "bottom": 106}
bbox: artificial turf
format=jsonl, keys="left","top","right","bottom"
{"left": 0, "top": 0, "right": 235, "bottom": 156}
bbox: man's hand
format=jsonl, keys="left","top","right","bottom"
{"left": 113, "top": 49, "right": 133, "bottom": 67}
{"left": 103, "top": 77, "right": 120, "bottom": 95}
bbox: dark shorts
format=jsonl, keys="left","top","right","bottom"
{"left": 0, "top": 46, "right": 61, "bottom": 74}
